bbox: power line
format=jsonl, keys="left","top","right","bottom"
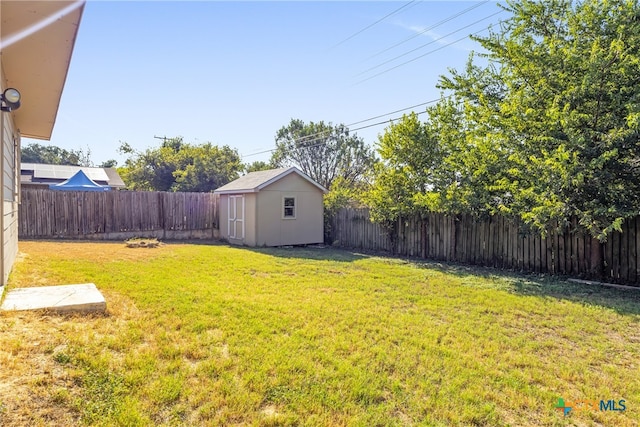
{"left": 346, "top": 98, "right": 442, "bottom": 127}
{"left": 330, "top": 1, "right": 419, "bottom": 50}
{"left": 357, "top": 10, "right": 504, "bottom": 78}
{"left": 242, "top": 14, "right": 504, "bottom": 158}
{"left": 241, "top": 98, "right": 445, "bottom": 158}
{"left": 351, "top": 110, "right": 428, "bottom": 131}
{"left": 242, "top": 110, "right": 429, "bottom": 158}
{"left": 364, "top": 0, "right": 489, "bottom": 62}
{"left": 354, "top": 28, "right": 491, "bottom": 86}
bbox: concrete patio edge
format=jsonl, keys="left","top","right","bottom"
{"left": 0, "top": 283, "right": 106, "bottom": 313}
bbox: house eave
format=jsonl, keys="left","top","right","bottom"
{"left": 214, "top": 189, "right": 260, "bottom": 195}
{"left": 1, "top": 1, "right": 85, "bottom": 140}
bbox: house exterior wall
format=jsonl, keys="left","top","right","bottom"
{"left": 0, "top": 70, "right": 20, "bottom": 285}
{"left": 255, "top": 173, "right": 324, "bottom": 246}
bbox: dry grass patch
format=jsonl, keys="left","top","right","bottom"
{"left": 0, "top": 291, "right": 140, "bottom": 426}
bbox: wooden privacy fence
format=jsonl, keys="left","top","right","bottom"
{"left": 330, "top": 208, "right": 640, "bottom": 285}
{"left": 19, "top": 188, "right": 219, "bottom": 240}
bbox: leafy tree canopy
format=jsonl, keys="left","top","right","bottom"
{"left": 365, "top": 113, "right": 437, "bottom": 224}
{"left": 119, "top": 137, "right": 243, "bottom": 192}
{"left": 271, "top": 119, "right": 376, "bottom": 189}
{"left": 369, "top": 0, "right": 640, "bottom": 240}
{"left": 244, "top": 160, "right": 274, "bottom": 174}
{"left": 99, "top": 159, "right": 118, "bottom": 168}
{"left": 21, "top": 143, "right": 92, "bottom": 166}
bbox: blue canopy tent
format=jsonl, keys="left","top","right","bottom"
{"left": 49, "top": 170, "right": 111, "bottom": 192}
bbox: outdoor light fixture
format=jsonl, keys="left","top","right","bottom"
{"left": 0, "top": 88, "right": 21, "bottom": 112}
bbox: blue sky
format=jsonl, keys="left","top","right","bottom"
{"left": 24, "top": 1, "right": 505, "bottom": 166}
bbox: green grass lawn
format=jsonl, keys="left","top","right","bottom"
{"left": 1, "top": 241, "right": 639, "bottom": 426}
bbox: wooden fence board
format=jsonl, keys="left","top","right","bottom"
{"left": 621, "top": 222, "right": 629, "bottom": 282}
{"left": 570, "top": 217, "right": 578, "bottom": 274}
{"left": 488, "top": 218, "right": 495, "bottom": 267}
{"left": 497, "top": 216, "right": 504, "bottom": 267}
{"left": 475, "top": 217, "right": 481, "bottom": 265}
{"left": 529, "top": 231, "right": 534, "bottom": 271}
{"left": 577, "top": 230, "right": 585, "bottom": 276}
{"left": 327, "top": 208, "right": 640, "bottom": 285}
{"left": 540, "top": 234, "right": 547, "bottom": 273}
{"left": 484, "top": 219, "right": 489, "bottom": 266}
{"left": 459, "top": 215, "right": 466, "bottom": 263}
{"left": 613, "top": 231, "right": 621, "bottom": 280}
{"left": 584, "top": 234, "right": 592, "bottom": 276}
{"left": 564, "top": 227, "right": 571, "bottom": 275}
{"left": 516, "top": 229, "right": 522, "bottom": 271}
{"left": 633, "top": 218, "right": 639, "bottom": 283}
{"left": 636, "top": 217, "right": 640, "bottom": 281}
{"left": 558, "top": 227, "right": 566, "bottom": 274}
{"left": 19, "top": 188, "right": 218, "bottom": 239}
{"left": 497, "top": 217, "right": 504, "bottom": 267}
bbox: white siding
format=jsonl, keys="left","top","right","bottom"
{"left": 1, "top": 69, "right": 20, "bottom": 285}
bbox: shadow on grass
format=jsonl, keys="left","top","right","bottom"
{"left": 265, "top": 243, "right": 640, "bottom": 316}
{"left": 405, "top": 257, "right": 640, "bottom": 316}
{"left": 170, "top": 241, "right": 640, "bottom": 315}
{"left": 240, "top": 245, "right": 370, "bottom": 263}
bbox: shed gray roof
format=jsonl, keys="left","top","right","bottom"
{"left": 214, "top": 167, "right": 327, "bottom": 194}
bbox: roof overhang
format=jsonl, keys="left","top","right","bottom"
{"left": 214, "top": 167, "right": 329, "bottom": 195}
{"left": 256, "top": 167, "right": 328, "bottom": 193}
{"left": 214, "top": 189, "right": 260, "bottom": 195}
{"left": 1, "top": 1, "right": 85, "bottom": 140}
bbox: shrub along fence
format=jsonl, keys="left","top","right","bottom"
{"left": 19, "top": 188, "right": 219, "bottom": 240}
{"left": 329, "top": 208, "right": 640, "bottom": 285}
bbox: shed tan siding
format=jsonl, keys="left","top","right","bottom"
{"left": 1, "top": 70, "right": 20, "bottom": 285}
{"left": 255, "top": 173, "right": 324, "bottom": 246}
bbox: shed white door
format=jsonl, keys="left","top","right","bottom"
{"left": 228, "top": 195, "right": 245, "bottom": 240}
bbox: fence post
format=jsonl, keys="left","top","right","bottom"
{"left": 590, "top": 236, "right": 603, "bottom": 280}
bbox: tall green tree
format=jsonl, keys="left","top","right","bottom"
{"left": 372, "top": 0, "right": 640, "bottom": 240}
{"left": 21, "top": 143, "right": 93, "bottom": 166}
{"left": 366, "top": 113, "right": 436, "bottom": 223}
{"left": 119, "top": 137, "right": 242, "bottom": 192}
{"left": 271, "top": 119, "right": 376, "bottom": 189}
{"left": 454, "top": 0, "right": 640, "bottom": 239}
{"left": 172, "top": 144, "right": 243, "bottom": 192}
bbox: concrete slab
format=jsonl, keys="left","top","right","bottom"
{"left": 0, "top": 283, "right": 106, "bottom": 313}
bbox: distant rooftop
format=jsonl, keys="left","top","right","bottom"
{"left": 21, "top": 163, "right": 125, "bottom": 189}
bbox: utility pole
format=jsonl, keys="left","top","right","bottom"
{"left": 154, "top": 135, "right": 169, "bottom": 144}
{"left": 154, "top": 135, "right": 182, "bottom": 150}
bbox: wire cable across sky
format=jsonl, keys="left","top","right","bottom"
{"left": 357, "top": 10, "right": 504, "bottom": 78}
{"left": 363, "top": 0, "right": 490, "bottom": 62}
{"left": 354, "top": 27, "right": 492, "bottom": 86}
{"left": 241, "top": 97, "right": 444, "bottom": 158}
{"left": 330, "top": 0, "right": 420, "bottom": 50}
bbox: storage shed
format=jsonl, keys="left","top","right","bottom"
{"left": 214, "top": 167, "right": 327, "bottom": 247}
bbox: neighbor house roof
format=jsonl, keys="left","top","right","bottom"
{"left": 20, "top": 163, "right": 126, "bottom": 189}
{"left": 1, "top": 1, "right": 85, "bottom": 140}
{"left": 214, "top": 167, "right": 328, "bottom": 194}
